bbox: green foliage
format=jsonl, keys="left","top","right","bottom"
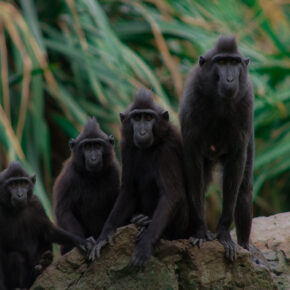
{"left": 0, "top": 0, "right": 289, "bottom": 217}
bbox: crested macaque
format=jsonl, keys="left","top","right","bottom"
{"left": 89, "top": 88, "right": 190, "bottom": 267}
{"left": 179, "top": 35, "right": 254, "bottom": 261}
{"left": 54, "top": 117, "right": 120, "bottom": 254}
{"left": 0, "top": 162, "right": 93, "bottom": 289}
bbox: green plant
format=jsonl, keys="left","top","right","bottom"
{"left": 0, "top": 0, "right": 289, "bottom": 218}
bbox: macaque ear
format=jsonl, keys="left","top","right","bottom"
{"left": 244, "top": 58, "right": 250, "bottom": 65}
{"left": 69, "top": 138, "right": 76, "bottom": 151}
{"left": 120, "top": 112, "right": 125, "bottom": 123}
{"left": 30, "top": 175, "right": 36, "bottom": 184}
{"left": 109, "top": 135, "right": 114, "bottom": 145}
{"left": 161, "top": 111, "right": 169, "bottom": 121}
{"left": 199, "top": 56, "right": 206, "bottom": 66}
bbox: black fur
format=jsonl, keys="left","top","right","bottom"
{"left": 90, "top": 88, "right": 190, "bottom": 267}
{"left": 179, "top": 35, "right": 254, "bottom": 261}
{"left": 54, "top": 118, "right": 120, "bottom": 254}
{"left": 0, "top": 162, "right": 87, "bottom": 289}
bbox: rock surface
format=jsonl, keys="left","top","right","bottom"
{"left": 32, "top": 213, "right": 290, "bottom": 290}
{"left": 250, "top": 212, "right": 290, "bottom": 289}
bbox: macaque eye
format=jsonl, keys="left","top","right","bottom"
{"left": 134, "top": 114, "right": 141, "bottom": 121}
{"left": 94, "top": 143, "right": 101, "bottom": 149}
{"left": 84, "top": 143, "right": 91, "bottom": 150}
{"left": 20, "top": 181, "right": 27, "bottom": 187}
{"left": 217, "top": 59, "right": 226, "bottom": 65}
{"left": 145, "top": 114, "right": 153, "bottom": 121}
{"left": 10, "top": 182, "right": 17, "bottom": 188}
{"left": 9, "top": 182, "right": 21, "bottom": 189}
{"left": 231, "top": 59, "right": 238, "bottom": 65}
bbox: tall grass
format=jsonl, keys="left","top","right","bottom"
{"left": 0, "top": 0, "right": 289, "bottom": 218}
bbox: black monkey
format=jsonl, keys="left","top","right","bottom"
{"left": 34, "top": 250, "right": 54, "bottom": 275}
{"left": 179, "top": 35, "right": 254, "bottom": 261}
{"left": 0, "top": 162, "right": 92, "bottom": 290}
{"left": 54, "top": 117, "right": 120, "bottom": 254}
{"left": 131, "top": 214, "right": 152, "bottom": 241}
{"left": 89, "top": 88, "right": 190, "bottom": 267}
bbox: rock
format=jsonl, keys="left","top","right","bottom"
{"left": 250, "top": 212, "right": 290, "bottom": 289}
{"left": 251, "top": 212, "right": 290, "bottom": 260}
{"left": 32, "top": 224, "right": 277, "bottom": 290}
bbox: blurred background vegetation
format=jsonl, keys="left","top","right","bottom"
{"left": 0, "top": 0, "right": 289, "bottom": 226}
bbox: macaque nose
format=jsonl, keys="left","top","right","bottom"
{"left": 17, "top": 192, "right": 23, "bottom": 198}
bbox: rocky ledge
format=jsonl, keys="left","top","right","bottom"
{"left": 32, "top": 212, "right": 290, "bottom": 289}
